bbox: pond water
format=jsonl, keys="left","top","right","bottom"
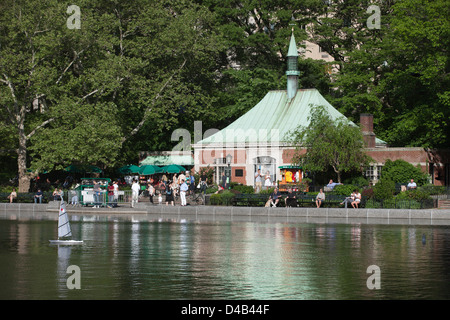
{"left": 1, "top": 218, "right": 450, "bottom": 300}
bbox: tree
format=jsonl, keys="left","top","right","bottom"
{"left": 286, "top": 106, "right": 372, "bottom": 183}
{"left": 1, "top": 0, "right": 224, "bottom": 191}
{"left": 381, "top": 159, "right": 428, "bottom": 185}
{"left": 197, "top": 0, "right": 334, "bottom": 123}
{"left": 324, "top": 0, "right": 449, "bottom": 148}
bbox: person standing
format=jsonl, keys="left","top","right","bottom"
{"left": 107, "top": 183, "right": 114, "bottom": 208}
{"left": 93, "top": 182, "right": 101, "bottom": 208}
{"left": 221, "top": 171, "right": 227, "bottom": 190}
{"left": 165, "top": 181, "right": 174, "bottom": 206}
{"left": 148, "top": 182, "right": 155, "bottom": 204}
{"left": 131, "top": 180, "right": 140, "bottom": 208}
{"left": 189, "top": 174, "right": 195, "bottom": 195}
{"left": 180, "top": 179, "right": 188, "bottom": 206}
{"left": 264, "top": 171, "right": 272, "bottom": 190}
{"left": 113, "top": 181, "right": 119, "bottom": 207}
{"left": 200, "top": 172, "right": 208, "bottom": 195}
{"left": 254, "top": 169, "right": 262, "bottom": 193}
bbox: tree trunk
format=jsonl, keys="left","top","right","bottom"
{"left": 17, "top": 111, "right": 31, "bottom": 193}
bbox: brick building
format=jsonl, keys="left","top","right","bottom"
{"left": 192, "top": 32, "right": 450, "bottom": 188}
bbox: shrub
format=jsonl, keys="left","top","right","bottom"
{"left": 382, "top": 159, "right": 428, "bottom": 185}
{"left": 420, "top": 185, "right": 447, "bottom": 195}
{"left": 259, "top": 187, "right": 274, "bottom": 195}
{"left": 220, "top": 190, "right": 236, "bottom": 206}
{"left": 343, "top": 176, "right": 369, "bottom": 187}
{"left": 209, "top": 193, "right": 222, "bottom": 205}
{"left": 361, "top": 188, "right": 374, "bottom": 199}
{"left": 373, "top": 178, "right": 395, "bottom": 200}
{"left": 231, "top": 183, "right": 254, "bottom": 194}
{"left": 396, "top": 189, "right": 431, "bottom": 201}
{"left": 333, "top": 184, "right": 358, "bottom": 196}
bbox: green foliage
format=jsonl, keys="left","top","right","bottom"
{"left": 396, "top": 189, "right": 431, "bottom": 201}
{"left": 209, "top": 193, "right": 222, "bottom": 205}
{"left": 343, "top": 176, "right": 369, "bottom": 187}
{"left": 209, "top": 190, "right": 235, "bottom": 206}
{"left": 1, "top": 0, "right": 448, "bottom": 192}
{"left": 420, "top": 185, "right": 447, "bottom": 195}
{"left": 333, "top": 184, "right": 358, "bottom": 196}
{"left": 287, "top": 106, "right": 372, "bottom": 183}
{"left": 381, "top": 159, "right": 428, "bottom": 185}
{"left": 259, "top": 187, "right": 275, "bottom": 195}
{"left": 194, "top": 166, "right": 215, "bottom": 186}
{"left": 373, "top": 178, "right": 395, "bottom": 200}
{"left": 326, "top": 0, "right": 450, "bottom": 148}
{"left": 230, "top": 183, "right": 254, "bottom": 194}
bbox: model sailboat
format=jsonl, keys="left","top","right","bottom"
{"left": 49, "top": 199, "right": 83, "bottom": 245}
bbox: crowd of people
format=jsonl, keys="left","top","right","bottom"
{"left": 128, "top": 171, "right": 209, "bottom": 207}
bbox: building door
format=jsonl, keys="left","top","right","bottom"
{"left": 254, "top": 156, "right": 276, "bottom": 188}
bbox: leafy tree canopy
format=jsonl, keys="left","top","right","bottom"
{"left": 286, "top": 105, "right": 372, "bottom": 183}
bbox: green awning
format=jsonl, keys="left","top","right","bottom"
{"left": 140, "top": 155, "right": 193, "bottom": 166}
{"left": 278, "top": 165, "right": 302, "bottom": 169}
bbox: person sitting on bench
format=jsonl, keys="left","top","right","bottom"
{"left": 269, "top": 187, "right": 282, "bottom": 207}
{"left": 285, "top": 188, "right": 297, "bottom": 207}
{"left": 316, "top": 188, "right": 325, "bottom": 208}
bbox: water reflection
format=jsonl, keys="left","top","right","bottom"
{"left": 1, "top": 219, "right": 450, "bottom": 299}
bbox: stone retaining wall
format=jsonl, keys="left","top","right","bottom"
{"left": 2, "top": 202, "right": 450, "bottom": 226}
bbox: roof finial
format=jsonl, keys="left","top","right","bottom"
{"left": 286, "top": 31, "right": 300, "bottom": 100}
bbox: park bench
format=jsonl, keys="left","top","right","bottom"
{"left": 232, "top": 194, "right": 270, "bottom": 206}
{"left": 0, "top": 191, "right": 53, "bottom": 203}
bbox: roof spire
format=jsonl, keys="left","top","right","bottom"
{"left": 286, "top": 30, "right": 300, "bottom": 100}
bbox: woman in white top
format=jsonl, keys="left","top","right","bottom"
{"left": 264, "top": 171, "right": 272, "bottom": 190}
{"left": 351, "top": 189, "right": 361, "bottom": 208}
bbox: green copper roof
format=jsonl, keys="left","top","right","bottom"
{"left": 197, "top": 89, "right": 386, "bottom": 145}
{"left": 287, "top": 32, "right": 299, "bottom": 57}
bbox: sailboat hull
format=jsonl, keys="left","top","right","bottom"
{"left": 49, "top": 240, "right": 83, "bottom": 245}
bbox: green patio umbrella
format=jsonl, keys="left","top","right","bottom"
{"left": 117, "top": 165, "right": 140, "bottom": 175}
{"left": 161, "top": 164, "right": 186, "bottom": 174}
{"left": 138, "top": 165, "right": 163, "bottom": 175}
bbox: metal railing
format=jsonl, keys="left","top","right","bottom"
{"left": 66, "top": 190, "right": 134, "bottom": 207}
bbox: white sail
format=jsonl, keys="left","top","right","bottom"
{"left": 58, "top": 200, "right": 72, "bottom": 238}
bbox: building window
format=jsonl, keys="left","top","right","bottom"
{"left": 365, "top": 166, "right": 375, "bottom": 181}
{"left": 376, "top": 166, "right": 382, "bottom": 180}
{"left": 365, "top": 165, "right": 382, "bottom": 184}
{"left": 235, "top": 169, "right": 244, "bottom": 177}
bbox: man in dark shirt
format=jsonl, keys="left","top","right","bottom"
{"left": 34, "top": 189, "right": 43, "bottom": 204}
{"left": 221, "top": 172, "right": 227, "bottom": 190}
{"left": 200, "top": 173, "right": 208, "bottom": 195}
{"left": 269, "top": 187, "right": 282, "bottom": 207}
{"left": 285, "top": 188, "right": 297, "bottom": 207}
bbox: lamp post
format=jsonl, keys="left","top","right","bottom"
{"left": 226, "top": 154, "right": 232, "bottom": 189}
